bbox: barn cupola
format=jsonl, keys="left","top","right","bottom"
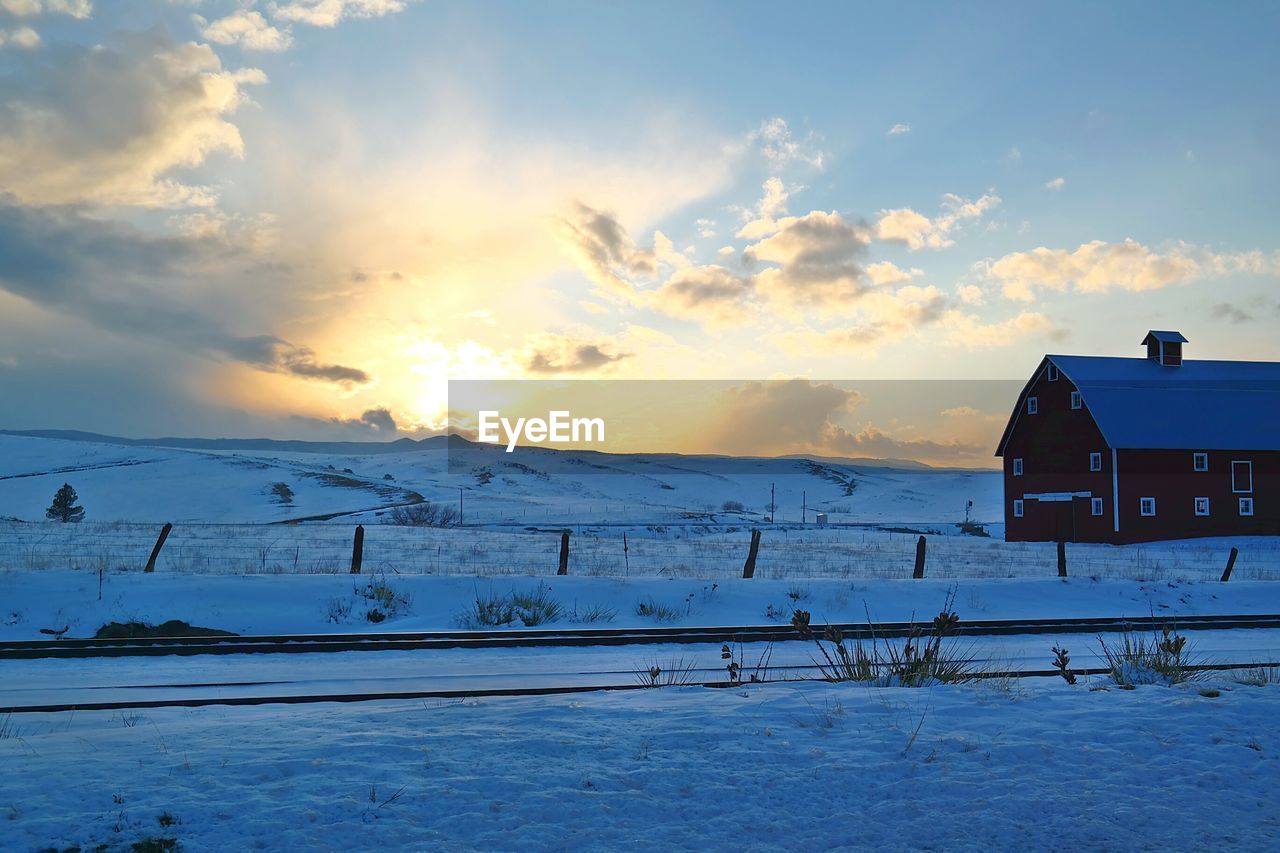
{"left": 1142, "top": 330, "right": 1187, "bottom": 367}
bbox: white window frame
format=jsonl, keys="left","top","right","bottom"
{"left": 1089, "top": 452, "right": 1102, "bottom": 472}
{"left": 1239, "top": 497, "right": 1255, "bottom": 517}
{"left": 1091, "top": 497, "right": 1104, "bottom": 516}
{"left": 1013, "top": 458, "right": 1023, "bottom": 476}
{"left": 1192, "top": 452, "right": 1208, "bottom": 472}
{"left": 1140, "top": 497, "right": 1157, "bottom": 517}
{"left": 1013, "top": 499, "right": 1024, "bottom": 518}
{"left": 1046, "top": 363, "right": 1059, "bottom": 382}
{"left": 1027, "top": 397, "right": 1038, "bottom": 415}
{"left": 1194, "top": 497, "right": 1210, "bottom": 517}
{"left": 1232, "top": 460, "right": 1253, "bottom": 493}
{"left": 1071, "top": 391, "right": 1082, "bottom": 410}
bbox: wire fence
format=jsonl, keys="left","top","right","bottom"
{"left": 0, "top": 520, "right": 1275, "bottom": 581}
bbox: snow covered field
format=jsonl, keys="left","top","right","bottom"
{"left": 4, "top": 572, "right": 1280, "bottom": 642}
{"left": 4, "top": 432, "right": 1280, "bottom": 851}
{"left": 3, "top": 679, "right": 1279, "bottom": 851}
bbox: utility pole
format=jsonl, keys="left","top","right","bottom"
{"left": 802, "top": 491, "right": 806, "bottom": 525}
{"left": 770, "top": 482, "right": 775, "bottom": 523}
{"left": 459, "top": 487, "right": 464, "bottom": 526}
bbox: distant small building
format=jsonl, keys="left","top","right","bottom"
{"left": 995, "top": 331, "right": 1278, "bottom": 543}
{"left": 815, "top": 512, "right": 828, "bottom": 527}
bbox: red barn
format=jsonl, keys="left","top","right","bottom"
{"left": 995, "top": 331, "right": 1279, "bottom": 543}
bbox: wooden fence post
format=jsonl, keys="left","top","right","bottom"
{"left": 1220, "top": 547, "right": 1239, "bottom": 583}
{"left": 1057, "top": 540, "right": 1067, "bottom": 578}
{"left": 143, "top": 522, "right": 173, "bottom": 573}
{"left": 622, "top": 532, "right": 630, "bottom": 575}
{"left": 742, "top": 529, "right": 761, "bottom": 578}
{"left": 912, "top": 535, "right": 926, "bottom": 579}
{"left": 557, "top": 531, "right": 570, "bottom": 575}
{"left": 350, "top": 525, "right": 364, "bottom": 574}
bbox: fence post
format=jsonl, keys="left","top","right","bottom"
{"left": 622, "top": 532, "right": 630, "bottom": 575}
{"left": 1057, "top": 540, "right": 1067, "bottom": 578}
{"left": 557, "top": 531, "right": 570, "bottom": 575}
{"left": 742, "top": 529, "right": 761, "bottom": 579}
{"left": 143, "top": 522, "right": 173, "bottom": 573}
{"left": 350, "top": 525, "right": 364, "bottom": 574}
{"left": 912, "top": 535, "right": 926, "bottom": 579}
{"left": 1220, "top": 547, "right": 1239, "bottom": 583}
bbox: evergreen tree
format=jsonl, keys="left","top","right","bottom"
{"left": 46, "top": 483, "right": 85, "bottom": 523}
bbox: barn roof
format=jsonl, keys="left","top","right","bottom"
{"left": 1049, "top": 355, "right": 1280, "bottom": 451}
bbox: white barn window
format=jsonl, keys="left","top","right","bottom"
{"left": 1027, "top": 397, "right": 1038, "bottom": 414}
{"left": 1091, "top": 497, "right": 1104, "bottom": 516}
{"left": 1013, "top": 499, "right": 1024, "bottom": 518}
{"left": 1013, "top": 458, "right": 1023, "bottom": 476}
{"left": 1140, "top": 497, "right": 1156, "bottom": 517}
{"left": 1233, "top": 461, "right": 1253, "bottom": 493}
{"left": 1089, "top": 452, "right": 1102, "bottom": 471}
{"left": 1240, "top": 497, "right": 1255, "bottom": 517}
{"left": 1193, "top": 452, "right": 1208, "bottom": 472}
{"left": 1046, "top": 363, "right": 1059, "bottom": 381}
{"left": 1071, "top": 391, "right": 1082, "bottom": 410}
{"left": 1194, "top": 497, "right": 1210, "bottom": 517}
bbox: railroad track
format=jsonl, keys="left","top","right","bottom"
{"left": 4, "top": 612, "right": 1280, "bottom": 660}
{"left": 2, "top": 659, "right": 1273, "bottom": 714}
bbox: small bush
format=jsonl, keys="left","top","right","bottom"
{"left": 792, "top": 594, "right": 979, "bottom": 687}
{"left": 270, "top": 482, "right": 294, "bottom": 505}
{"left": 387, "top": 502, "right": 460, "bottom": 527}
{"left": 325, "top": 597, "right": 352, "bottom": 624}
{"left": 721, "top": 500, "right": 746, "bottom": 512}
{"left": 636, "top": 597, "right": 688, "bottom": 623}
{"left": 356, "top": 574, "right": 410, "bottom": 621}
{"left": 1234, "top": 665, "right": 1280, "bottom": 687}
{"left": 570, "top": 603, "right": 617, "bottom": 624}
{"left": 458, "top": 584, "right": 565, "bottom": 628}
{"left": 0, "top": 714, "right": 19, "bottom": 740}
{"left": 635, "top": 657, "right": 700, "bottom": 687}
{"left": 1095, "top": 625, "right": 1201, "bottom": 686}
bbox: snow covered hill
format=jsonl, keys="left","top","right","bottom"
{"left": 0, "top": 432, "right": 1001, "bottom": 526}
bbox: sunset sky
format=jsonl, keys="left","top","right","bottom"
{"left": 1, "top": 1, "right": 1278, "bottom": 461}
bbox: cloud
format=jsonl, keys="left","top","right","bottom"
{"left": 285, "top": 406, "right": 400, "bottom": 437}
{"left": 746, "top": 210, "right": 873, "bottom": 308}
{"left": 864, "top": 261, "right": 919, "bottom": 287}
{"left": 0, "top": 202, "right": 369, "bottom": 385}
{"left": 955, "top": 284, "right": 984, "bottom": 305}
{"left": 198, "top": 10, "right": 294, "bottom": 51}
{"left": 0, "top": 26, "right": 40, "bottom": 49}
{"left": 747, "top": 117, "right": 824, "bottom": 170}
{"left": 887, "top": 123, "right": 911, "bottom": 136}
{"left": 1045, "top": 177, "right": 1066, "bottom": 190}
{"left": 735, "top": 176, "right": 791, "bottom": 240}
{"left": 525, "top": 335, "right": 630, "bottom": 374}
{"left": 776, "top": 285, "right": 949, "bottom": 353}
{"left": 1210, "top": 302, "right": 1253, "bottom": 324}
{"left": 698, "top": 379, "right": 982, "bottom": 462}
{"left": 985, "top": 238, "right": 1280, "bottom": 301}
{"left": 939, "top": 310, "right": 1063, "bottom": 349}
{"left": 695, "top": 218, "right": 716, "bottom": 238}
{"left": 0, "top": 0, "right": 91, "bottom": 17}
{"left": 269, "top": 0, "right": 408, "bottom": 27}
{"left": 0, "top": 29, "right": 265, "bottom": 207}
{"left": 650, "top": 264, "right": 754, "bottom": 325}
{"left": 875, "top": 192, "right": 1001, "bottom": 250}
{"left": 941, "top": 406, "right": 980, "bottom": 417}
{"left": 554, "top": 201, "right": 655, "bottom": 300}
{"left": 1005, "top": 147, "right": 1022, "bottom": 163}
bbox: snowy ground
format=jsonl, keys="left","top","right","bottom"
{"left": 4, "top": 572, "right": 1280, "bottom": 642}
{"left": 3, "top": 679, "right": 1279, "bottom": 851}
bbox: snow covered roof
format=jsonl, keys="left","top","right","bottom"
{"left": 1049, "top": 355, "right": 1280, "bottom": 451}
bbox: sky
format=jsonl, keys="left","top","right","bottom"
{"left": 1, "top": 0, "right": 1278, "bottom": 461}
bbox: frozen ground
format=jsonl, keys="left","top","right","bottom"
{"left": 4, "top": 572, "right": 1280, "bottom": 641}
{"left": 3, "top": 679, "right": 1279, "bottom": 851}
{"left": 0, "top": 433, "right": 998, "bottom": 526}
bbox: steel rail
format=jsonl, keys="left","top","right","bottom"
{"left": 3, "top": 613, "right": 1280, "bottom": 659}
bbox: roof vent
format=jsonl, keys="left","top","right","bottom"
{"left": 1142, "top": 330, "right": 1187, "bottom": 367}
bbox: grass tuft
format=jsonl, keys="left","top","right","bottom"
{"left": 1095, "top": 625, "right": 1201, "bottom": 686}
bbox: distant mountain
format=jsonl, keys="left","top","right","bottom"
{"left": 0, "top": 429, "right": 461, "bottom": 456}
